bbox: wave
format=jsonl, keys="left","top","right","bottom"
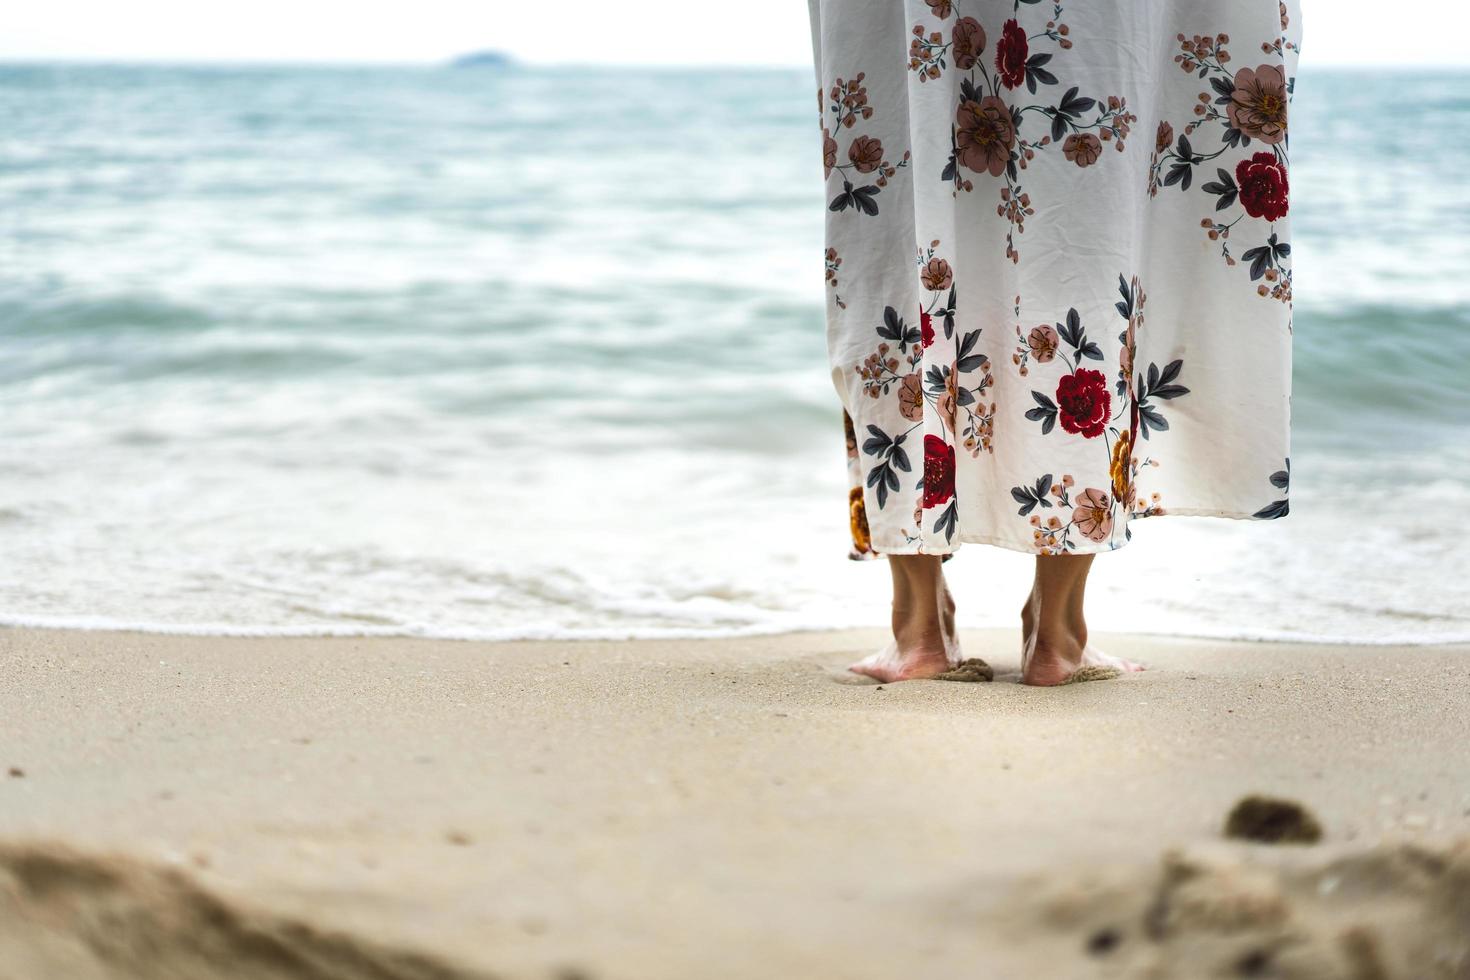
{"left": 0, "top": 290, "right": 217, "bottom": 335}
{"left": 1295, "top": 303, "right": 1470, "bottom": 436}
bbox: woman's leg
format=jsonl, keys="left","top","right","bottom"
{"left": 848, "top": 555, "right": 961, "bottom": 682}
{"left": 1020, "top": 554, "right": 1142, "bottom": 686}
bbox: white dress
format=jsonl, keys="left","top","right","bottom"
{"left": 809, "top": 0, "right": 1301, "bottom": 557}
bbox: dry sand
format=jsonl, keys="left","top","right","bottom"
{"left": 2, "top": 627, "right": 1469, "bottom": 979}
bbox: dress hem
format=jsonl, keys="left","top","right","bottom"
{"left": 850, "top": 507, "right": 1288, "bottom": 560}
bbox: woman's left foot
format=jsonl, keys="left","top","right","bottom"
{"left": 847, "top": 640, "right": 958, "bottom": 683}
{"left": 1021, "top": 639, "right": 1144, "bottom": 687}
{"left": 1016, "top": 555, "right": 1134, "bottom": 686}
{"left": 848, "top": 589, "right": 961, "bottom": 682}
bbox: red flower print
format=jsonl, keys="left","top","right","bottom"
{"left": 1055, "top": 369, "right": 1111, "bottom": 439}
{"left": 1235, "top": 152, "right": 1289, "bottom": 222}
{"left": 995, "top": 19, "right": 1028, "bottom": 90}
{"left": 922, "top": 435, "right": 956, "bottom": 508}
{"left": 920, "top": 309, "right": 935, "bottom": 348}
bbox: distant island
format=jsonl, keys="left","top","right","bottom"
{"left": 450, "top": 51, "right": 514, "bottom": 69}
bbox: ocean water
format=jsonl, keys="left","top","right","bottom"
{"left": 1, "top": 63, "right": 1467, "bottom": 644}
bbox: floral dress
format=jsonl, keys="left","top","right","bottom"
{"left": 810, "top": 0, "right": 1300, "bottom": 558}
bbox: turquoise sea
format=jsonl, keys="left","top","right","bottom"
{"left": 1, "top": 64, "right": 1468, "bottom": 643}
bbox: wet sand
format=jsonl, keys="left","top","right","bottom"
{"left": 2, "top": 627, "right": 1469, "bottom": 979}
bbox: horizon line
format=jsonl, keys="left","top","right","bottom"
{"left": 1, "top": 55, "right": 1466, "bottom": 72}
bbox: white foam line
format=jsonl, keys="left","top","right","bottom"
{"left": 1, "top": 612, "right": 1467, "bottom": 647}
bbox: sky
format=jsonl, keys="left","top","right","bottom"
{"left": 2, "top": 1, "right": 1466, "bottom": 68}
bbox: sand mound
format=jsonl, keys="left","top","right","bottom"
{"left": 936, "top": 658, "right": 995, "bottom": 682}
{"left": 1024, "top": 838, "right": 1470, "bottom": 978}
{"left": 0, "top": 841, "right": 492, "bottom": 980}
{"left": 6, "top": 836, "right": 1470, "bottom": 979}
{"left": 1062, "top": 664, "right": 1123, "bottom": 685}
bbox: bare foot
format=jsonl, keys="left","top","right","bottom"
{"left": 847, "top": 639, "right": 958, "bottom": 683}
{"left": 848, "top": 591, "right": 961, "bottom": 683}
{"left": 1020, "top": 593, "right": 1142, "bottom": 686}
{"left": 1022, "top": 643, "right": 1144, "bottom": 687}
{"left": 1017, "top": 553, "right": 1141, "bottom": 686}
{"left": 1021, "top": 636, "right": 1144, "bottom": 687}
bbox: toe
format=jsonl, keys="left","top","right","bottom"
{"left": 847, "top": 661, "right": 890, "bottom": 682}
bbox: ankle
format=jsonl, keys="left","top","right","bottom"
{"left": 890, "top": 593, "right": 958, "bottom": 659}
{"left": 892, "top": 576, "right": 954, "bottom": 624}
{"left": 1029, "top": 615, "right": 1087, "bottom": 657}
{"left": 891, "top": 603, "right": 945, "bottom": 641}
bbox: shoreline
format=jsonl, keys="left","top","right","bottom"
{"left": 3, "top": 617, "right": 1469, "bottom": 649}
{"left": 4, "top": 627, "right": 1469, "bottom": 978}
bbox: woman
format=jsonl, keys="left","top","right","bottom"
{"left": 809, "top": 1, "right": 1300, "bottom": 685}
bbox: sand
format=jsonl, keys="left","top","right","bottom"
{"left": 2, "top": 627, "right": 1469, "bottom": 979}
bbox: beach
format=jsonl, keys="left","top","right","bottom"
{"left": 4, "top": 626, "right": 1469, "bottom": 979}
{"left": 2, "top": 46, "right": 1469, "bottom": 980}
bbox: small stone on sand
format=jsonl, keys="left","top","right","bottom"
{"left": 1086, "top": 927, "right": 1121, "bottom": 955}
{"left": 935, "top": 659, "right": 994, "bottom": 683}
{"left": 1235, "top": 948, "right": 1272, "bottom": 977}
{"left": 445, "top": 830, "right": 473, "bottom": 846}
{"left": 1224, "top": 795, "right": 1324, "bottom": 844}
{"left": 6, "top": 767, "right": 23, "bottom": 778}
